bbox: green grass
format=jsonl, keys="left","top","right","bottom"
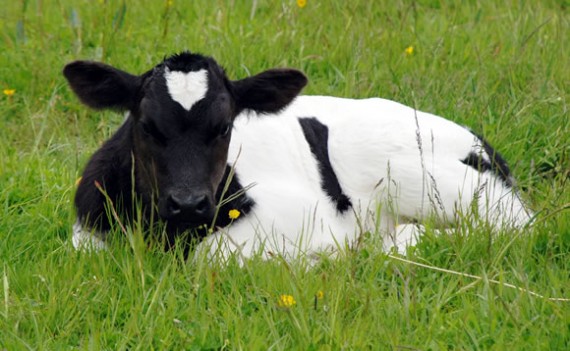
{"left": 1, "top": 0, "right": 569, "bottom": 349}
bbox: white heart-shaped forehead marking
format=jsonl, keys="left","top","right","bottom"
{"left": 164, "top": 68, "right": 209, "bottom": 111}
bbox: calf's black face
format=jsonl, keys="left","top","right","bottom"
{"left": 132, "top": 56, "right": 235, "bottom": 227}
{"left": 64, "top": 52, "right": 307, "bottom": 234}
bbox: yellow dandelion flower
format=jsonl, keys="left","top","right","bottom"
{"left": 297, "top": 0, "right": 307, "bottom": 9}
{"left": 316, "top": 290, "right": 324, "bottom": 299}
{"left": 3, "top": 89, "right": 15, "bottom": 96}
{"left": 278, "top": 294, "right": 296, "bottom": 308}
{"left": 228, "top": 209, "right": 241, "bottom": 220}
{"left": 404, "top": 46, "right": 414, "bottom": 56}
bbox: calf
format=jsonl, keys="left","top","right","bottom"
{"left": 65, "top": 52, "right": 531, "bottom": 260}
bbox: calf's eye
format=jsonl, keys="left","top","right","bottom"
{"left": 141, "top": 122, "right": 153, "bottom": 137}
{"left": 220, "top": 124, "right": 231, "bottom": 138}
{"left": 139, "top": 121, "right": 167, "bottom": 145}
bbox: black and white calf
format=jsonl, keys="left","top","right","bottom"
{"left": 65, "top": 52, "right": 531, "bottom": 260}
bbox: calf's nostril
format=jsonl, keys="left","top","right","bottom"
{"left": 193, "top": 195, "right": 209, "bottom": 215}
{"left": 167, "top": 195, "right": 183, "bottom": 217}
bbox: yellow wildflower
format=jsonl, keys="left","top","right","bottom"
{"left": 316, "top": 290, "right": 324, "bottom": 299}
{"left": 404, "top": 46, "right": 414, "bottom": 56}
{"left": 278, "top": 294, "right": 296, "bottom": 308}
{"left": 3, "top": 89, "right": 15, "bottom": 96}
{"left": 228, "top": 209, "right": 241, "bottom": 220}
{"left": 297, "top": 0, "right": 307, "bottom": 9}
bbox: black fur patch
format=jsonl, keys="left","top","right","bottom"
{"left": 298, "top": 117, "right": 352, "bottom": 213}
{"left": 232, "top": 69, "right": 308, "bottom": 114}
{"left": 63, "top": 61, "right": 140, "bottom": 110}
{"left": 213, "top": 166, "right": 256, "bottom": 228}
{"left": 461, "top": 152, "right": 493, "bottom": 173}
{"left": 163, "top": 52, "right": 210, "bottom": 73}
{"left": 461, "top": 132, "right": 513, "bottom": 187}
{"left": 74, "top": 118, "right": 135, "bottom": 233}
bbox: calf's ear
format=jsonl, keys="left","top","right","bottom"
{"left": 63, "top": 61, "right": 140, "bottom": 110}
{"left": 232, "top": 68, "right": 308, "bottom": 114}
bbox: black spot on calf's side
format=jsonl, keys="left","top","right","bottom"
{"left": 461, "top": 152, "right": 492, "bottom": 173}
{"left": 462, "top": 132, "right": 513, "bottom": 187}
{"left": 298, "top": 117, "right": 352, "bottom": 213}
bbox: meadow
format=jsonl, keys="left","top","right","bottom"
{"left": 1, "top": 0, "right": 569, "bottom": 349}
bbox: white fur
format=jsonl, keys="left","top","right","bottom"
{"left": 164, "top": 68, "right": 208, "bottom": 111}
{"left": 72, "top": 221, "right": 107, "bottom": 251}
{"left": 198, "top": 96, "right": 531, "bottom": 261}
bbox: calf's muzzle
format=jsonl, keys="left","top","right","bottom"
{"left": 160, "top": 191, "right": 214, "bottom": 224}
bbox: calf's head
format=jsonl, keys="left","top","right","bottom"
{"left": 64, "top": 52, "right": 307, "bottom": 230}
